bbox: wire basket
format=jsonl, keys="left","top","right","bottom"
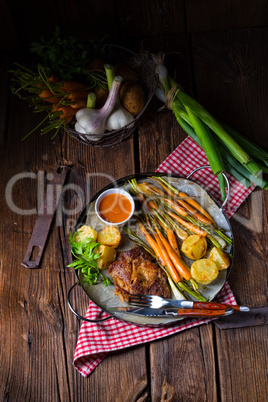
{"left": 65, "top": 44, "right": 157, "bottom": 147}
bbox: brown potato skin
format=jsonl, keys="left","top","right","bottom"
{"left": 209, "top": 247, "right": 230, "bottom": 270}
{"left": 96, "top": 245, "right": 116, "bottom": 269}
{"left": 97, "top": 226, "right": 121, "bottom": 248}
{"left": 120, "top": 81, "right": 145, "bottom": 116}
{"left": 181, "top": 235, "right": 207, "bottom": 260}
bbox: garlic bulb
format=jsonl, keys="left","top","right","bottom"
{"left": 105, "top": 104, "right": 134, "bottom": 131}
{"left": 75, "top": 76, "right": 122, "bottom": 135}
{"left": 75, "top": 122, "right": 87, "bottom": 134}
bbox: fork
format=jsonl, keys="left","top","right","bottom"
{"left": 128, "top": 294, "right": 250, "bottom": 312}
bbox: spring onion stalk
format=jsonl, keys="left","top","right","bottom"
{"left": 178, "top": 106, "right": 265, "bottom": 188}
{"left": 220, "top": 121, "right": 268, "bottom": 167}
{"left": 185, "top": 106, "right": 224, "bottom": 176}
{"left": 169, "top": 77, "right": 262, "bottom": 177}
{"left": 145, "top": 53, "right": 267, "bottom": 194}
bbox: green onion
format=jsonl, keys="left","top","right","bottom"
{"left": 185, "top": 106, "right": 224, "bottom": 176}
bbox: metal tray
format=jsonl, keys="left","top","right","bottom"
{"left": 67, "top": 170, "right": 234, "bottom": 327}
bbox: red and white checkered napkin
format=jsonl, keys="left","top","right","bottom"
{"left": 73, "top": 136, "right": 255, "bottom": 377}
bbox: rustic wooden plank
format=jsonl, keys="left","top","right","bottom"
{"left": 191, "top": 28, "right": 268, "bottom": 150}
{"left": 116, "top": 0, "right": 185, "bottom": 41}
{"left": 5, "top": 0, "right": 118, "bottom": 49}
{"left": 150, "top": 325, "right": 218, "bottom": 401}
{"left": 192, "top": 28, "right": 268, "bottom": 401}
{"left": 185, "top": 0, "right": 268, "bottom": 33}
{"left": 0, "top": 0, "right": 19, "bottom": 51}
{"left": 0, "top": 54, "right": 9, "bottom": 142}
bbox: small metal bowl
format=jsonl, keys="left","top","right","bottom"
{"left": 66, "top": 44, "right": 157, "bottom": 147}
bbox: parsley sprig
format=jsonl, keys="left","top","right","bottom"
{"left": 68, "top": 231, "right": 111, "bottom": 286}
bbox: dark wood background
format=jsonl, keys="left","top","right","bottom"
{"left": 1, "top": 1, "right": 268, "bottom": 401}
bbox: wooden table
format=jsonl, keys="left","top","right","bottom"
{"left": 1, "top": 1, "right": 268, "bottom": 401}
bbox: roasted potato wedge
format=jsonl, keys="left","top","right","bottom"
{"left": 190, "top": 259, "right": 219, "bottom": 285}
{"left": 96, "top": 245, "right": 116, "bottom": 269}
{"left": 75, "top": 225, "right": 98, "bottom": 242}
{"left": 181, "top": 235, "right": 207, "bottom": 260}
{"left": 97, "top": 226, "right": 121, "bottom": 248}
{"left": 209, "top": 247, "right": 230, "bottom": 270}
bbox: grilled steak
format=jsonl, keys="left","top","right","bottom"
{"left": 108, "top": 245, "right": 171, "bottom": 302}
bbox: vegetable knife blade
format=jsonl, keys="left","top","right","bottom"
{"left": 109, "top": 307, "right": 234, "bottom": 318}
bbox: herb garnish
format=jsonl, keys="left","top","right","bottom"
{"left": 68, "top": 231, "right": 111, "bottom": 286}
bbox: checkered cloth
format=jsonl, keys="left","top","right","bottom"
{"left": 73, "top": 137, "right": 255, "bottom": 377}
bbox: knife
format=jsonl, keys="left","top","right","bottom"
{"left": 136, "top": 300, "right": 250, "bottom": 312}
{"left": 109, "top": 307, "right": 234, "bottom": 318}
{"left": 128, "top": 299, "right": 250, "bottom": 312}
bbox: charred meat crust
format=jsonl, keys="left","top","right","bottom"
{"left": 108, "top": 245, "right": 171, "bottom": 302}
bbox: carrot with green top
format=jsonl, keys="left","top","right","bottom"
{"left": 163, "top": 198, "right": 188, "bottom": 216}
{"left": 149, "top": 223, "right": 182, "bottom": 283}
{"left": 166, "top": 228, "right": 181, "bottom": 258}
{"left": 167, "top": 210, "right": 207, "bottom": 237}
{"left": 178, "top": 191, "right": 215, "bottom": 224}
{"left": 137, "top": 220, "right": 166, "bottom": 267}
{"left": 176, "top": 198, "right": 213, "bottom": 224}
{"left": 154, "top": 222, "right": 191, "bottom": 280}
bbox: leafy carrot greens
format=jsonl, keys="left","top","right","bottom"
{"left": 68, "top": 232, "right": 111, "bottom": 286}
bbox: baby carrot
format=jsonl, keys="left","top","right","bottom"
{"left": 151, "top": 177, "right": 176, "bottom": 197}
{"left": 176, "top": 199, "right": 213, "bottom": 224}
{"left": 152, "top": 226, "right": 182, "bottom": 283}
{"left": 167, "top": 211, "right": 207, "bottom": 237}
{"left": 166, "top": 228, "right": 181, "bottom": 258}
{"left": 38, "top": 88, "right": 62, "bottom": 104}
{"left": 59, "top": 80, "right": 88, "bottom": 91}
{"left": 163, "top": 198, "right": 188, "bottom": 216}
{"left": 154, "top": 225, "right": 190, "bottom": 280}
{"left": 138, "top": 221, "right": 165, "bottom": 266}
{"left": 178, "top": 191, "right": 214, "bottom": 223}
{"left": 70, "top": 99, "right": 87, "bottom": 109}
{"left": 53, "top": 106, "right": 76, "bottom": 123}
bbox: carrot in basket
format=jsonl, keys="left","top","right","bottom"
{"left": 59, "top": 80, "right": 89, "bottom": 92}
{"left": 167, "top": 211, "right": 207, "bottom": 237}
{"left": 38, "top": 88, "right": 62, "bottom": 104}
{"left": 53, "top": 105, "right": 77, "bottom": 123}
{"left": 154, "top": 224, "right": 191, "bottom": 280}
{"left": 70, "top": 99, "right": 87, "bottom": 109}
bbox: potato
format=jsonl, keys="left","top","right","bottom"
{"left": 97, "top": 226, "right": 121, "bottom": 248}
{"left": 190, "top": 259, "right": 219, "bottom": 285}
{"left": 209, "top": 247, "right": 230, "bottom": 270}
{"left": 75, "top": 225, "right": 98, "bottom": 242}
{"left": 181, "top": 235, "right": 207, "bottom": 260}
{"left": 96, "top": 245, "right": 116, "bottom": 269}
{"left": 120, "top": 81, "right": 145, "bottom": 116}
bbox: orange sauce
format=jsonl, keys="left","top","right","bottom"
{"left": 98, "top": 193, "right": 132, "bottom": 223}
